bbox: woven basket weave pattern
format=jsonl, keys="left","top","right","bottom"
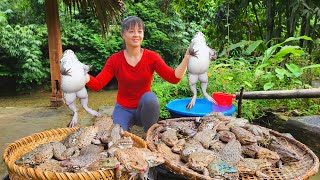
{"left": 3, "top": 127, "right": 146, "bottom": 180}
{"left": 146, "top": 117, "right": 319, "bottom": 180}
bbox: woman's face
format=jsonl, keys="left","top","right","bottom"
{"left": 122, "top": 24, "right": 144, "bottom": 49}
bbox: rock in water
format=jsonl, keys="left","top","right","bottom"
{"left": 60, "top": 49, "right": 102, "bottom": 127}
{"left": 187, "top": 32, "right": 217, "bottom": 109}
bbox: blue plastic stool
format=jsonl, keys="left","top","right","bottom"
{"left": 166, "top": 98, "right": 236, "bottom": 118}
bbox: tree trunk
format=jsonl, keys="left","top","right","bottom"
{"left": 286, "top": 0, "right": 294, "bottom": 37}
{"left": 266, "top": 0, "right": 275, "bottom": 46}
{"left": 45, "top": 0, "right": 63, "bottom": 107}
{"left": 300, "top": 15, "right": 307, "bottom": 47}
{"left": 303, "top": 15, "right": 311, "bottom": 48}
{"left": 251, "top": 1, "right": 264, "bottom": 40}
{"left": 275, "top": 6, "right": 282, "bottom": 44}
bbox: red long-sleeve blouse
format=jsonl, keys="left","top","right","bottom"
{"left": 86, "top": 49, "right": 181, "bottom": 108}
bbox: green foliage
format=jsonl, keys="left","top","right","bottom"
{"left": 255, "top": 36, "right": 319, "bottom": 90}
{"left": 60, "top": 18, "right": 123, "bottom": 75}
{"left": 0, "top": 0, "right": 45, "bottom": 25}
{"left": 152, "top": 74, "right": 191, "bottom": 119}
{"left": 0, "top": 24, "right": 48, "bottom": 90}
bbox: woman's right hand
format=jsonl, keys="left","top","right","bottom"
{"left": 86, "top": 74, "right": 90, "bottom": 83}
{"left": 184, "top": 48, "right": 190, "bottom": 60}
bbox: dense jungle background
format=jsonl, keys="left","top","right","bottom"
{"left": 0, "top": 0, "right": 319, "bottom": 120}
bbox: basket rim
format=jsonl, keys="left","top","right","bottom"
{"left": 146, "top": 117, "right": 320, "bottom": 180}
{"left": 3, "top": 127, "right": 147, "bottom": 179}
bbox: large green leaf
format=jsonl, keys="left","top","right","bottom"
{"left": 245, "top": 40, "right": 263, "bottom": 55}
{"left": 283, "top": 36, "right": 313, "bottom": 44}
{"left": 286, "top": 64, "right": 303, "bottom": 77}
{"left": 228, "top": 40, "right": 250, "bottom": 51}
{"left": 262, "top": 44, "right": 281, "bottom": 63}
{"left": 301, "top": 64, "right": 320, "bottom": 69}
{"left": 264, "top": 82, "right": 274, "bottom": 90}
{"left": 275, "top": 68, "right": 287, "bottom": 80}
{"left": 274, "top": 46, "right": 304, "bottom": 59}
{"left": 244, "top": 81, "right": 252, "bottom": 88}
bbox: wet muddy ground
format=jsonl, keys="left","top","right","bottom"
{"left": 0, "top": 90, "right": 121, "bottom": 177}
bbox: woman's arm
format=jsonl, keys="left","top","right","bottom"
{"left": 86, "top": 58, "right": 115, "bottom": 91}
{"left": 174, "top": 48, "right": 190, "bottom": 79}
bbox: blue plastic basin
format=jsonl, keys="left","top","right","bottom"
{"left": 165, "top": 98, "right": 236, "bottom": 117}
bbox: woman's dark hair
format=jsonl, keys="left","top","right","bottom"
{"left": 121, "top": 16, "right": 144, "bottom": 33}
{"left": 121, "top": 16, "right": 144, "bottom": 49}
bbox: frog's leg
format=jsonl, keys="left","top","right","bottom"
{"left": 187, "top": 73, "right": 198, "bottom": 109}
{"left": 77, "top": 88, "right": 102, "bottom": 117}
{"left": 199, "top": 73, "right": 216, "bottom": 104}
{"left": 64, "top": 92, "right": 78, "bottom": 127}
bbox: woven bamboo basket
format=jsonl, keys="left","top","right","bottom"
{"left": 146, "top": 117, "right": 320, "bottom": 180}
{"left": 3, "top": 127, "right": 147, "bottom": 180}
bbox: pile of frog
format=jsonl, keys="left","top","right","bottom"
{"left": 153, "top": 112, "right": 302, "bottom": 179}
{"left": 15, "top": 116, "right": 165, "bottom": 180}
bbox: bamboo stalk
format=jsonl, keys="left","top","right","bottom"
{"left": 235, "top": 88, "right": 320, "bottom": 99}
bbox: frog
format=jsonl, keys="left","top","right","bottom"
{"left": 105, "top": 124, "right": 124, "bottom": 148}
{"left": 197, "top": 118, "right": 220, "bottom": 131}
{"left": 61, "top": 128, "right": 84, "bottom": 148}
{"left": 180, "top": 139, "right": 205, "bottom": 162}
{"left": 219, "top": 139, "right": 242, "bottom": 166}
{"left": 107, "top": 136, "right": 134, "bottom": 156}
{"left": 227, "top": 117, "right": 249, "bottom": 127}
{"left": 186, "top": 32, "right": 217, "bottom": 109}
{"left": 16, "top": 142, "right": 54, "bottom": 166}
{"left": 156, "top": 142, "right": 181, "bottom": 163}
{"left": 160, "top": 120, "right": 197, "bottom": 138}
{"left": 138, "top": 148, "right": 165, "bottom": 179}
{"left": 185, "top": 151, "right": 217, "bottom": 176}
{"left": 256, "top": 147, "right": 280, "bottom": 165}
{"left": 243, "top": 124, "right": 272, "bottom": 146}
{"left": 230, "top": 126, "right": 257, "bottom": 145}
{"left": 160, "top": 127, "right": 179, "bottom": 147}
{"left": 79, "top": 144, "right": 105, "bottom": 156}
{"left": 171, "top": 138, "right": 186, "bottom": 153}
{"left": 35, "top": 159, "right": 66, "bottom": 172}
{"left": 60, "top": 49, "right": 102, "bottom": 127}
{"left": 92, "top": 116, "right": 114, "bottom": 144}
{"left": 216, "top": 121, "right": 231, "bottom": 132}
{"left": 62, "top": 126, "right": 98, "bottom": 150}
{"left": 207, "top": 158, "right": 239, "bottom": 179}
{"left": 241, "top": 143, "right": 260, "bottom": 158}
{"left": 235, "top": 158, "right": 272, "bottom": 178}
{"left": 114, "top": 147, "right": 149, "bottom": 180}
{"left": 50, "top": 141, "right": 80, "bottom": 160}
{"left": 267, "top": 139, "right": 301, "bottom": 168}
{"left": 217, "top": 130, "right": 236, "bottom": 143}
{"left": 208, "top": 140, "right": 226, "bottom": 153}
{"left": 85, "top": 157, "right": 120, "bottom": 171}
{"left": 193, "top": 129, "right": 217, "bottom": 149}
{"left": 139, "top": 148, "right": 165, "bottom": 167}
{"left": 202, "top": 112, "right": 235, "bottom": 122}
{"left": 60, "top": 153, "right": 107, "bottom": 172}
